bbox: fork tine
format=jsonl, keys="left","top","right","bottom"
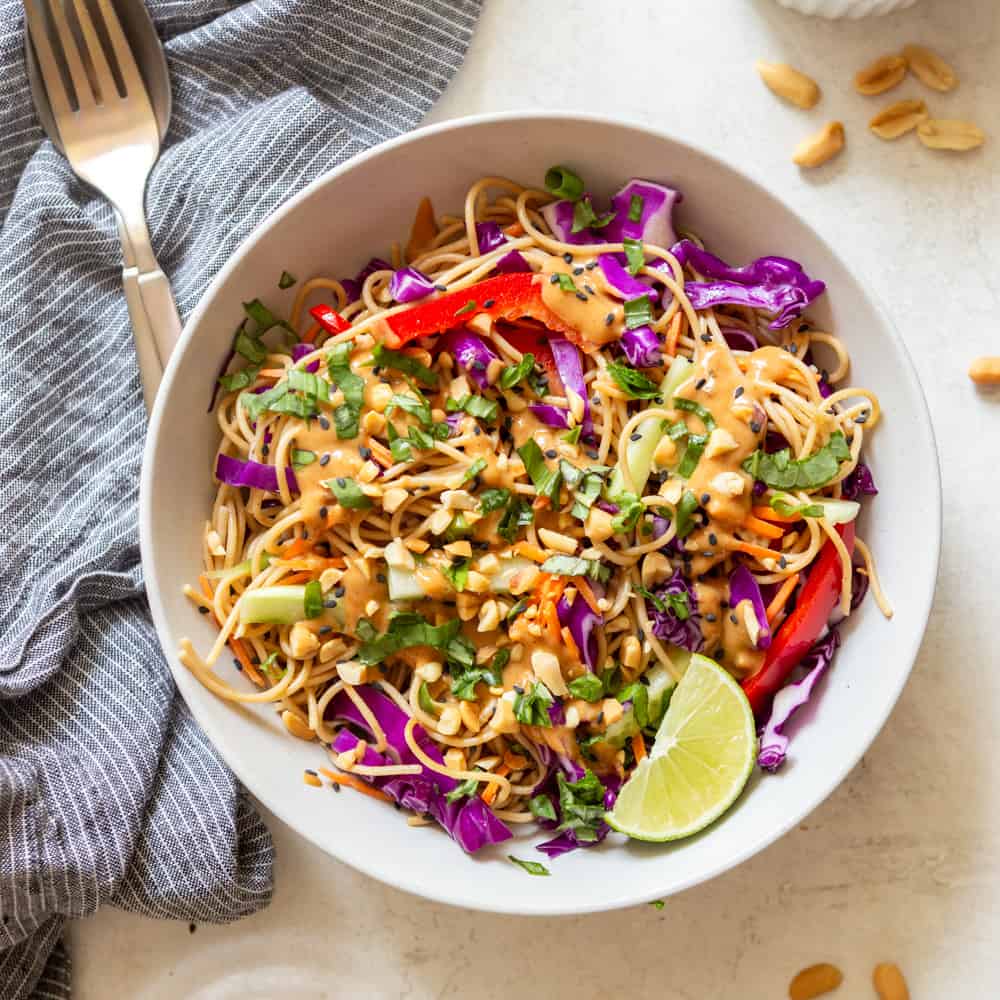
{"left": 71, "top": 0, "right": 117, "bottom": 103}
{"left": 47, "top": 0, "right": 96, "bottom": 110}
{"left": 23, "top": 0, "right": 74, "bottom": 120}
{"left": 93, "top": 0, "right": 145, "bottom": 98}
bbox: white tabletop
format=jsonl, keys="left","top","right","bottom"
{"left": 70, "top": 1, "right": 999, "bottom": 996}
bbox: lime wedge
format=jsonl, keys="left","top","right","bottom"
{"left": 605, "top": 653, "right": 756, "bottom": 842}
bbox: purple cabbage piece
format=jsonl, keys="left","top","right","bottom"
{"left": 758, "top": 629, "right": 841, "bottom": 771}
{"left": 669, "top": 240, "right": 826, "bottom": 330}
{"left": 647, "top": 568, "right": 703, "bottom": 652}
{"left": 494, "top": 249, "right": 531, "bottom": 274}
{"left": 841, "top": 462, "right": 878, "bottom": 500}
{"left": 556, "top": 591, "right": 603, "bottom": 671}
{"left": 603, "top": 179, "right": 681, "bottom": 249}
{"left": 550, "top": 337, "right": 594, "bottom": 440}
{"left": 529, "top": 403, "right": 571, "bottom": 429}
{"left": 535, "top": 771, "right": 621, "bottom": 858}
{"left": 621, "top": 325, "right": 662, "bottom": 368}
{"left": 340, "top": 257, "right": 392, "bottom": 304}
{"left": 817, "top": 375, "right": 834, "bottom": 399}
{"left": 445, "top": 412, "right": 464, "bottom": 437}
{"left": 728, "top": 565, "right": 772, "bottom": 650}
{"left": 475, "top": 221, "right": 506, "bottom": 254}
{"left": 441, "top": 330, "right": 500, "bottom": 390}
{"left": 597, "top": 253, "right": 658, "bottom": 302}
{"left": 541, "top": 200, "right": 593, "bottom": 244}
{"left": 596, "top": 499, "right": 620, "bottom": 516}
{"left": 329, "top": 686, "right": 512, "bottom": 853}
{"left": 719, "top": 326, "right": 759, "bottom": 352}
{"left": 547, "top": 700, "right": 566, "bottom": 726}
{"left": 389, "top": 266, "right": 436, "bottom": 304}
{"left": 290, "top": 342, "right": 321, "bottom": 372}
{"left": 215, "top": 453, "right": 297, "bottom": 494}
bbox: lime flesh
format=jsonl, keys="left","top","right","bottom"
{"left": 605, "top": 654, "right": 757, "bottom": 842}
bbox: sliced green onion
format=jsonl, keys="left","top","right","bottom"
{"left": 499, "top": 353, "right": 534, "bottom": 389}
{"left": 567, "top": 673, "right": 604, "bottom": 702}
{"left": 455, "top": 300, "right": 477, "bottom": 316}
{"left": 672, "top": 397, "right": 716, "bottom": 431}
{"left": 508, "top": 855, "right": 551, "bottom": 876}
{"left": 544, "top": 165, "right": 585, "bottom": 201}
{"left": 278, "top": 271, "right": 297, "bottom": 289}
{"left": 324, "top": 476, "right": 372, "bottom": 509}
{"left": 291, "top": 449, "right": 316, "bottom": 468}
{"left": 674, "top": 489, "right": 699, "bottom": 538}
{"left": 555, "top": 273, "right": 577, "bottom": 293}
{"left": 628, "top": 194, "right": 644, "bottom": 223}
{"left": 623, "top": 296, "right": 654, "bottom": 330}
{"left": 623, "top": 237, "right": 645, "bottom": 276}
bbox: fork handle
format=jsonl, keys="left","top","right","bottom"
{"left": 134, "top": 267, "right": 182, "bottom": 371}
{"left": 123, "top": 261, "right": 163, "bottom": 413}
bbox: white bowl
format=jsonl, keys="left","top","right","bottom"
{"left": 774, "top": 0, "right": 918, "bottom": 16}
{"left": 140, "top": 112, "right": 940, "bottom": 915}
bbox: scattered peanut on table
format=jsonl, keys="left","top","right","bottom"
{"left": 969, "top": 357, "right": 1000, "bottom": 385}
{"left": 792, "top": 122, "right": 845, "bottom": 168}
{"left": 755, "top": 61, "right": 821, "bottom": 109}
{"left": 854, "top": 54, "right": 907, "bottom": 96}
{"left": 788, "top": 962, "right": 843, "bottom": 1000}
{"left": 869, "top": 99, "right": 928, "bottom": 140}
{"left": 917, "top": 118, "right": 986, "bottom": 151}
{"left": 902, "top": 43, "right": 958, "bottom": 92}
{"left": 872, "top": 962, "right": 910, "bottom": 1000}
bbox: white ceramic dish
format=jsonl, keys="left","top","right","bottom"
{"left": 140, "top": 112, "right": 940, "bottom": 915}
{"left": 775, "top": 0, "right": 918, "bottom": 16}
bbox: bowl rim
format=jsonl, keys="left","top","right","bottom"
{"left": 140, "top": 109, "right": 941, "bottom": 915}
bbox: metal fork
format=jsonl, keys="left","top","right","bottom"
{"left": 24, "top": 0, "right": 180, "bottom": 410}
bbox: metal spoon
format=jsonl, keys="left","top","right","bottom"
{"left": 24, "top": 0, "right": 178, "bottom": 410}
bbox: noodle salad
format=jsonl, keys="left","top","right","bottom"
{"left": 181, "top": 167, "right": 889, "bottom": 863}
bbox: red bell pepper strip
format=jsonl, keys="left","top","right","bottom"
{"left": 310, "top": 304, "right": 351, "bottom": 336}
{"left": 383, "top": 273, "right": 576, "bottom": 349}
{"left": 742, "top": 521, "right": 855, "bottom": 718}
{"left": 494, "top": 324, "right": 557, "bottom": 380}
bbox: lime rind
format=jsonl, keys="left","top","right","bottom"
{"left": 605, "top": 654, "right": 757, "bottom": 842}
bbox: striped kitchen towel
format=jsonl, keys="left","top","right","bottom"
{"left": 0, "top": 2, "right": 480, "bottom": 996}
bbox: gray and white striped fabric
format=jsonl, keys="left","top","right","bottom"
{"left": 0, "top": 2, "right": 481, "bottom": 996}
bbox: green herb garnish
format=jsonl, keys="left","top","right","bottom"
{"left": 554, "top": 769, "right": 606, "bottom": 843}
{"left": 611, "top": 491, "right": 643, "bottom": 534}
{"left": 323, "top": 476, "right": 372, "bottom": 509}
{"left": 769, "top": 494, "right": 825, "bottom": 519}
{"left": 440, "top": 559, "right": 470, "bottom": 593}
{"left": 562, "top": 425, "right": 582, "bottom": 445}
{"left": 386, "top": 391, "right": 433, "bottom": 428}
{"left": 623, "top": 295, "right": 654, "bottom": 330}
{"left": 479, "top": 488, "right": 511, "bottom": 514}
{"left": 517, "top": 439, "right": 562, "bottom": 504}
{"left": 555, "top": 273, "right": 577, "bottom": 293}
{"left": 674, "top": 489, "right": 700, "bottom": 539}
{"left": 357, "top": 612, "right": 462, "bottom": 666}
{"left": 623, "top": 237, "right": 645, "bottom": 276}
{"left": 450, "top": 648, "right": 507, "bottom": 701}
{"left": 219, "top": 363, "right": 261, "bottom": 392}
{"left": 455, "top": 300, "right": 477, "bottom": 316}
{"left": 567, "top": 673, "right": 604, "bottom": 702}
{"left": 499, "top": 352, "right": 535, "bottom": 390}
{"left": 302, "top": 580, "right": 324, "bottom": 619}
{"left": 497, "top": 496, "right": 534, "bottom": 542}
{"left": 676, "top": 433, "right": 708, "bottom": 479}
{"left": 370, "top": 343, "right": 438, "bottom": 386}
{"left": 513, "top": 680, "right": 554, "bottom": 727}
{"left": 291, "top": 449, "right": 316, "bottom": 468}
{"left": 278, "top": 271, "right": 297, "bottom": 289}
{"left": 617, "top": 682, "right": 650, "bottom": 728}
{"left": 571, "top": 196, "right": 616, "bottom": 234}
{"left": 326, "top": 340, "right": 365, "bottom": 439}
{"left": 418, "top": 681, "right": 438, "bottom": 717}
{"left": 447, "top": 394, "right": 499, "bottom": 422}
{"left": 508, "top": 855, "right": 551, "bottom": 877}
{"left": 539, "top": 554, "right": 611, "bottom": 584}
{"left": 743, "top": 432, "right": 851, "bottom": 490}
{"left": 461, "top": 458, "right": 487, "bottom": 484}
{"left": 445, "top": 777, "right": 479, "bottom": 803}
{"left": 544, "top": 165, "right": 585, "bottom": 201}
{"left": 628, "top": 194, "right": 645, "bottom": 223}
{"left": 529, "top": 794, "right": 558, "bottom": 822}
{"left": 672, "top": 397, "right": 717, "bottom": 431}
{"left": 606, "top": 361, "right": 661, "bottom": 399}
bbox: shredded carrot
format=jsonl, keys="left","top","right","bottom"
{"left": 281, "top": 537, "right": 310, "bottom": 558}
{"left": 367, "top": 439, "right": 394, "bottom": 468}
{"left": 732, "top": 540, "right": 779, "bottom": 562}
{"left": 631, "top": 732, "right": 647, "bottom": 763}
{"left": 503, "top": 751, "right": 529, "bottom": 771}
{"left": 743, "top": 514, "right": 785, "bottom": 540}
{"left": 258, "top": 368, "right": 286, "bottom": 379}
{"left": 542, "top": 601, "right": 562, "bottom": 642}
{"left": 665, "top": 311, "right": 683, "bottom": 357}
{"left": 765, "top": 572, "right": 801, "bottom": 625}
{"left": 229, "top": 638, "right": 264, "bottom": 688}
{"left": 303, "top": 770, "right": 322, "bottom": 787}
{"left": 279, "top": 571, "right": 314, "bottom": 586}
{"left": 750, "top": 504, "right": 800, "bottom": 524}
{"left": 300, "top": 322, "right": 321, "bottom": 344}
{"left": 574, "top": 576, "right": 601, "bottom": 615}
{"left": 504, "top": 222, "right": 525, "bottom": 237}
{"left": 514, "top": 541, "right": 547, "bottom": 564}
{"left": 481, "top": 764, "right": 511, "bottom": 806}
{"left": 198, "top": 574, "right": 215, "bottom": 602}
{"left": 537, "top": 574, "right": 566, "bottom": 607}
{"left": 318, "top": 767, "right": 392, "bottom": 803}
{"left": 561, "top": 625, "right": 580, "bottom": 661}
{"left": 532, "top": 495, "right": 551, "bottom": 511}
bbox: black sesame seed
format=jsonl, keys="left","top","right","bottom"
{"left": 320, "top": 454, "right": 330, "bottom": 466}
{"left": 700, "top": 333, "right": 712, "bottom": 343}
{"left": 637, "top": 629, "right": 644, "bottom": 641}
{"left": 261, "top": 444, "right": 270, "bottom": 457}
{"left": 513, "top": 684, "right": 524, "bottom": 694}
{"left": 435, "top": 284, "right": 448, "bottom": 292}
{"left": 474, "top": 427, "right": 482, "bottom": 436}
{"left": 319, "top": 506, "right": 328, "bottom": 519}
{"left": 586, "top": 260, "right": 598, "bottom": 270}
{"left": 734, "top": 386, "right": 744, "bottom": 399}
{"left": 331, "top": 782, "right": 341, "bottom": 793}
{"left": 549, "top": 274, "right": 560, "bottom": 285}
{"left": 334, "top": 585, "right": 346, "bottom": 597}
{"left": 730, "top": 613, "right": 738, "bottom": 624}
{"left": 702, "top": 551, "right": 714, "bottom": 558}
{"left": 359, "top": 446, "right": 372, "bottom": 460}
{"left": 197, "top": 606, "right": 209, "bottom": 615}
{"left": 233, "top": 658, "right": 243, "bottom": 672}
{"left": 788, "top": 343, "right": 799, "bottom": 354}
{"left": 319, "top": 415, "right": 331, "bottom": 430}
{"left": 630, "top": 432, "right": 642, "bottom": 442}
{"left": 323, "top": 598, "right": 338, "bottom": 609}
{"left": 545, "top": 449, "right": 557, "bottom": 459}
{"left": 336, "top": 477, "right": 346, "bottom": 487}
{"left": 319, "top": 626, "right": 332, "bottom": 635}
{"left": 575, "top": 291, "right": 588, "bottom": 302}
{"left": 376, "top": 572, "right": 387, "bottom": 583}
{"left": 585, "top": 284, "right": 596, "bottom": 295}
{"left": 573, "top": 267, "right": 584, "bottom": 276}
{"left": 563, "top": 253, "right": 573, "bottom": 264}
{"left": 701, "top": 492, "right": 711, "bottom": 506}
{"left": 597, "top": 711, "right": 605, "bottom": 725}
{"left": 585, "top": 448, "right": 599, "bottom": 460}
{"left": 855, "top": 411, "right": 870, "bottom": 424}
{"left": 779, "top": 556, "right": 788, "bottom": 569}
{"left": 483, "top": 298, "right": 495, "bottom": 308}
{"left": 750, "top": 420, "right": 762, "bottom": 434}
{"left": 372, "top": 366, "right": 383, "bottom": 376}
{"left": 708, "top": 533, "right": 718, "bottom": 546}
{"left": 705, "top": 613, "right": 717, "bottom": 623}
{"left": 695, "top": 378, "right": 707, "bottom": 391}
{"left": 605, "top": 313, "right": 614, "bottom": 326}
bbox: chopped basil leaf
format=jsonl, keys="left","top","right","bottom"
{"left": 672, "top": 397, "right": 716, "bottom": 431}
{"left": 243, "top": 298, "right": 282, "bottom": 333}
{"left": 623, "top": 295, "right": 654, "bottom": 331}
{"left": 243, "top": 382, "right": 317, "bottom": 422}
{"left": 617, "top": 682, "right": 650, "bottom": 728}
{"left": 743, "top": 432, "right": 851, "bottom": 490}
{"left": 386, "top": 391, "right": 433, "bottom": 428}
{"left": 219, "top": 363, "right": 261, "bottom": 391}
{"left": 258, "top": 650, "right": 282, "bottom": 681}
{"left": 675, "top": 489, "right": 699, "bottom": 538}
{"left": 462, "top": 458, "right": 487, "bottom": 484}
{"left": 447, "top": 394, "right": 499, "bottom": 422}
{"left": 539, "top": 554, "right": 611, "bottom": 584}
{"left": 278, "top": 270, "right": 297, "bottom": 289}
{"left": 326, "top": 340, "right": 364, "bottom": 439}
{"left": 499, "top": 353, "right": 534, "bottom": 389}
{"left": 386, "top": 422, "right": 412, "bottom": 463}
{"left": 635, "top": 583, "right": 665, "bottom": 613}
{"left": 357, "top": 612, "right": 461, "bottom": 666}
{"left": 555, "top": 272, "right": 577, "bottom": 293}
{"left": 445, "top": 777, "right": 479, "bottom": 803}
{"left": 642, "top": 585, "right": 691, "bottom": 620}
{"left": 555, "top": 769, "right": 606, "bottom": 843}
{"left": 567, "top": 673, "right": 604, "bottom": 702}
{"left": 570, "top": 470, "right": 604, "bottom": 521}
{"left": 508, "top": 855, "right": 551, "bottom": 877}
{"left": 611, "top": 492, "right": 643, "bottom": 533}
{"left": 440, "top": 558, "right": 470, "bottom": 593}
{"left": 506, "top": 597, "right": 529, "bottom": 622}
{"left": 302, "top": 580, "right": 323, "bottom": 619}
{"left": 497, "top": 496, "right": 534, "bottom": 542}
{"left": 606, "top": 361, "right": 661, "bottom": 399}
{"left": 562, "top": 425, "right": 582, "bottom": 444}
{"left": 676, "top": 433, "right": 708, "bottom": 479}
{"left": 518, "top": 439, "right": 562, "bottom": 504}
{"left": 234, "top": 327, "right": 268, "bottom": 364}
{"left": 623, "top": 237, "right": 645, "bottom": 276}
{"left": 418, "top": 681, "right": 438, "bottom": 717}
{"left": 529, "top": 794, "right": 558, "bottom": 822}
{"left": 323, "top": 476, "right": 372, "bottom": 509}
{"left": 291, "top": 449, "right": 316, "bottom": 468}
{"left": 513, "top": 680, "right": 554, "bottom": 727}
{"left": 571, "top": 196, "right": 616, "bottom": 234}
{"left": 479, "top": 488, "right": 511, "bottom": 514}
{"left": 370, "top": 343, "right": 438, "bottom": 386}
{"left": 770, "top": 495, "right": 825, "bottom": 519}
{"left": 450, "top": 649, "right": 505, "bottom": 701}
{"left": 455, "top": 300, "right": 477, "bottom": 316}
{"left": 443, "top": 512, "right": 470, "bottom": 542}
{"left": 649, "top": 899, "right": 665, "bottom": 910}
{"left": 558, "top": 459, "right": 583, "bottom": 490}
{"left": 446, "top": 633, "right": 477, "bottom": 672}
{"left": 543, "top": 165, "right": 585, "bottom": 201}
{"left": 628, "top": 194, "right": 644, "bottom": 223}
